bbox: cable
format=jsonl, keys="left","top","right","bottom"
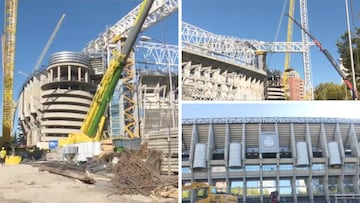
{"left": 268, "top": 0, "right": 288, "bottom": 67}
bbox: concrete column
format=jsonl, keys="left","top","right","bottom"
{"left": 224, "top": 121, "right": 230, "bottom": 166}
{"left": 85, "top": 70, "right": 88, "bottom": 83}
{"left": 68, "top": 65, "right": 71, "bottom": 81}
{"left": 189, "top": 120, "right": 199, "bottom": 168}
{"left": 57, "top": 66, "right": 60, "bottom": 81}
{"left": 78, "top": 67, "right": 81, "bottom": 81}
{"left": 290, "top": 123, "right": 297, "bottom": 163}
{"left": 207, "top": 120, "right": 215, "bottom": 164}
{"left": 334, "top": 123, "right": 345, "bottom": 164}
{"left": 305, "top": 122, "right": 314, "bottom": 164}
{"left": 49, "top": 69, "right": 53, "bottom": 82}
{"left": 242, "top": 123, "right": 246, "bottom": 160}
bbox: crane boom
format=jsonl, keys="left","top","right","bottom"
{"left": 283, "top": 0, "right": 295, "bottom": 95}
{"left": 66, "top": 0, "right": 155, "bottom": 143}
{"left": 2, "top": 0, "right": 18, "bottom": 144}
{"left": 33, "top": 14, "right": 65, "bottom": 72}
{"left": 287, "top": 14, "right": 357, "bottom": 99}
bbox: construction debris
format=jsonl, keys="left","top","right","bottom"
{"left": 39, "top": 165, "right": 95, "bottom": 184}
{"left": 142, "top": 128, "right": 178, "bottom": 175}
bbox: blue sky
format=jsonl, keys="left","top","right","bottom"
{"left": 183, "top": 0, "right": 360, "bottom": 87}
{"left": 182, "top": 102, "right": 360, "bottom": 119}
{"left": 0, "top": 0, "right": 178, "bottom": 134}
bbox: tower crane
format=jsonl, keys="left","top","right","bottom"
{"left": 2, "top": 0, "right": 18, "bottom": 145}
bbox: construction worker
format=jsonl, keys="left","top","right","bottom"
{"left": 0, "top": 147, "right": 6, "bottom": 166}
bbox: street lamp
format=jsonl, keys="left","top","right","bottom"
{"left": 139, "top": 35, "right": 176, "bottom": 128}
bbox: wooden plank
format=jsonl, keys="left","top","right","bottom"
{"left": 39, "top": 166, "right": 95, "bottom": 184}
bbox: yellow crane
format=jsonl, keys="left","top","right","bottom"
{"left": 283, "top": 0, "right": 295, "bottom": 99}
{"left": 2, "top": 0, "right": 18, "bottom": 145}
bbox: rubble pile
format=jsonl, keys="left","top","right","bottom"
{"left": 111, "top": 146, "right": 163, "bottom": 196}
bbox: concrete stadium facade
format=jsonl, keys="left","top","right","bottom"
{"left": 18, "top": 51, "right": 178, "bottom": 147}
{"left": 182, "top": 117, "right": 360, "bottom": 203}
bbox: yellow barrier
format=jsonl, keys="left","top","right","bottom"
{"left": 5, "top": 155, "right": 21, "bottom": 165}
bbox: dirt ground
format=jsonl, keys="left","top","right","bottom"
{"left": 0, "top": 164, "right": 177, "bottom": 203}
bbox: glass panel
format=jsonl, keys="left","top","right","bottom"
{"left": 262, "top": 180, "right": 276, "bottom": 195}
{"left": 312, "top": 164, "right": 325, "bottom": 171}
{"left": 344, "top": 176, "right": 355, "bottom": 193}
{"left": 229, "top": 167, "right": 242, "bottom": 172}
{"left": 263, "top": 165, "right": 277, "bottom": 171}
{"left": 231, "top": 181, "right": 243, "bottom": 196}
{"left": 212, "top": 166, "right": 226, "bottom": 173}
{"left": 328, "top": 177, "right": 339, "bottom": 194}
{"left": 296, "top": 179, "right": 308, "bottom": 195}
{"left": 312, "top": 178, "right": 324, "bottom": 195}
{"left": 344, "top": 163, "right": 357, "bottom": 171}
{"left": 215, "top": 181, "right": 227, "bottom": 193}
{"left": 182, "top": 167, "right": 191, "bottom": 174}
{"left": 279, "top": 164, "right": 293, "bottom": 170}
{"left": 279, "top": 179, "right": 292, "bottom": 195}
{"left": 246, "top": 180, "right": 260, "bottom": 196}
{"left": 245, "top": 165, "right": 260, "bottom": 171}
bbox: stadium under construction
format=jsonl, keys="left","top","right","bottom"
{"left": 182, "top": 117, "right": 360, "bottom": 203}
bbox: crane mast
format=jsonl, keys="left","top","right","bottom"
{"left": 2, "top": 0, "right": 18, "bottom": 144}
{"left": 299, "top": 0, "right": 313, "bottom": 100}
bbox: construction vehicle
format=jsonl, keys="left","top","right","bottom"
{"left": 182, "top": 182, "right": 238, "bottom": 203}
{"left": 287, "top": 14, "right": 358, "bottom": 100}
{"left": 61, "top": 0, "right": 155, "bottom": 159}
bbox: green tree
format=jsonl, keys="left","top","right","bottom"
{"left": 314, "top": 82, "right": 349, "bottom": 100}
{"left": 336, "top": 27, "right": 360, "bottom": 96}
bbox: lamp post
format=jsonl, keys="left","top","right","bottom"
{"left": 139, "top": 36, "right": 176, "bottom": 129}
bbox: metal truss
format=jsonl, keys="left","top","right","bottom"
{"left": 84, "top": 0, "right": 178, "bottom": 52}
{"left": 182, "top": 21, "right": 315, "bottom": 70}
{"left": 300, "top": 0, "right": 313, "bottom": 100}
{"left": 182, "top": 117, "right": 360, "bottom": 125}
{"left": 136, "top": 41, "right": 178, "bottom": 71}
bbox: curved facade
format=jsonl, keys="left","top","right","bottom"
{"left": 18, "top": 51, "right": 97, "bottom": 146}
{"left": 182, "top": 117, "right": 360, "bottom": 203}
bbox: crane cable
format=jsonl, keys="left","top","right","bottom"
{"left": 267, "top": 0, "right": 288, "bottom": 68}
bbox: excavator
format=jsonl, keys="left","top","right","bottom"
{"left": 287, "top": 14, "right": 358, "bottom": 100}
{"left": 182, "top": 182, "right": 238, "bottom": 203}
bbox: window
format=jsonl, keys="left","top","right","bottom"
{"left": 262, "top": 180, "right": 276, "bottom": 196}
{"left": 215, "top": 181, "right": 227, "bottom": 193}
{"left": 279, "top": 164, "right": 293, "bottom": 171}
{"left": 211, "top": 166, "right": 226, "bottom": 173}
{"left": 231, "top": 181, "right": 244, "bottom": 196}
{"left": 344, "top": 176, "right": 355, "bottom": 193}
{"left": 196, "top": 188, "right": 208, "bottom": 200}
{"left": 312, "top": 164, "right": 325, "bottom": 171}
{"left": 246, "top": 180, "right": 260, "bottom": 196}
{"left": 279, "top": 179, "right": 292, "bottom": 195}
{"left": 328, "top": 177, "right": 339, "bottom": 194}
{"left": 245, "top": 165, "right": 260, "bottom": 171}
{"left": 263, "top": 164, "right": 277, "bottom": 171}
{"left": 296, "top": 178, "right": 308, "bottom": 195}
{"left": 182, "top": 167, "right": 191, "bottom": 174}
{"left": 344, "top": 163, "right": 356, "bottom": 171}
{"left": 312, "top": 178, "right": 324, "bottom": 195}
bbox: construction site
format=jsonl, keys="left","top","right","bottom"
{"left": 1, "top": 0, "right": 178, "bottom": 202}
{"left": 182, "top": 0, "right": 359, "bottom": 101}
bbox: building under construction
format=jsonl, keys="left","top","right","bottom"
{"left": 182, "top": 117, "right": 360, "bottom": 203}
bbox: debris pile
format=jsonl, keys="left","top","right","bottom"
{"left": 111, "top": 150, "right": 161, "bottom": 196}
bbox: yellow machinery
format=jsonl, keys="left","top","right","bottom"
{"left": 182, "top": 183, "right": 238, "bottom": 203}
{"left": 63, "top": 0, "right": 155, "bottom": 145}
{"left": 2, "top": 0, "right": 18, "bottom": 145}
{"left": 283, "top": 0, "right": 295, "bottom": 98}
